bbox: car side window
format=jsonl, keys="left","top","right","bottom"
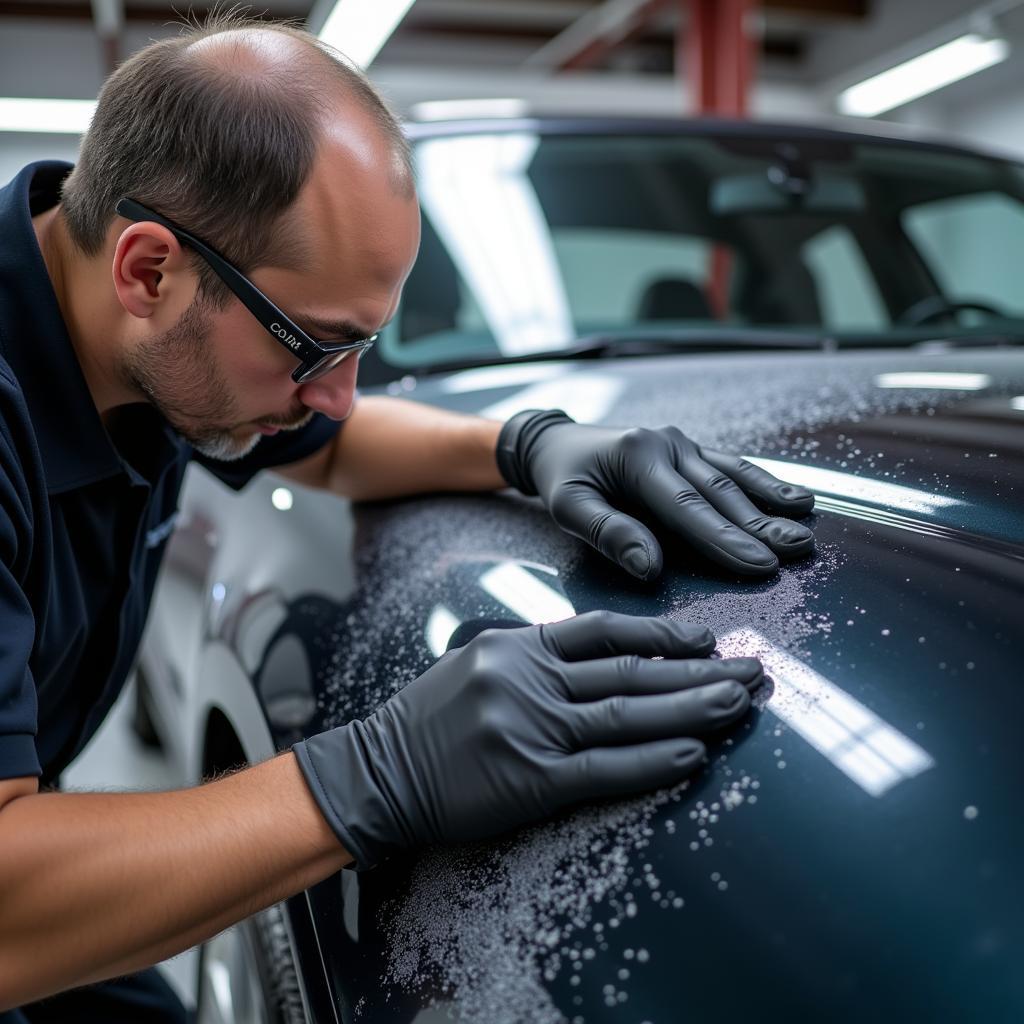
{"left": 383, "top": 218, "right": 726, "bottom": 368}
{"left": 801, "top": 224, "right": 888, "bottom": 330}
{"left": 552, "top": 228, "right": 715, "bottom": 327}
{"left": 903, "top": 191, "right": 1024, "bottom": 317}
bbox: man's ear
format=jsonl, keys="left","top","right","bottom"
{"left": 111, "top": 221, "right": 196, "bottom": 320}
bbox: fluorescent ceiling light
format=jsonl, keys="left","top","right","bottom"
{"left": 411, "top": 99, "right": 530, "bottom": 122}
{"left": 1010, "top": 396, "right": 1024, "bottom": 410}
{"left": 0, "top": 97, "right": 95, "bottom": 134}
{"left": 838, "top": 33, "right": 1009, "bottom": 118}
{"left": 875, "top": 372, "right": 991, "bottom": 390}
{"left": 316, "top": 0, "right": 417, "bottom": 68}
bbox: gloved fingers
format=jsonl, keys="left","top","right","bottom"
{"left": 678, "top": 452, "right": 815, "bottom": 558}
{"left": 637, "top": 461, "right": 780, "bottom": 575}
{"left": 563, "top": 654, "right": 763, "bottom": 701}
{"left": 699, "top": 448, "right": 815, "bottom": 515}
{"left": 547, "top": 482, "right": 663, "bottom": 581}
{"left": 566, "top": 681, "right": 750, "bottom": 749}
{"left": 551, "top": 738, "right": 706, "bottom": 804}
{"left": 540, "top": 611, "right": 715, "bottom": 663}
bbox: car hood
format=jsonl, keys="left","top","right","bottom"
{"left": 222, "top": 347, "right": 1024, "bottom": 1023}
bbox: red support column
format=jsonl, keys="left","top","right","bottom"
{"left": 680, "top": 0, "right": 759, "bottom": 317}
{"left": 682, "top": 0, "right": 759, "bottom": 116}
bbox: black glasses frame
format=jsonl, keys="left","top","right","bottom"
{"left": 115, "top": 197, "right": 377, "bottom": 383}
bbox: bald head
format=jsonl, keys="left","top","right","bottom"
{"left": 60, "top": 10, "right": 414, "bottom": 304}
{"left": 187, "top": 25, "right": 415, "bottom": 202}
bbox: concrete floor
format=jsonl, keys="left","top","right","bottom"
{"left": 63, "top": 675, "right": 199, "bottom": 1012}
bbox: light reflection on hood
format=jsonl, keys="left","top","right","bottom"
{"left": 744, "top": 456, "right": 965, "bottom": 517}
{"left": 719, "top": 627, "right": 934, "bottom": 797}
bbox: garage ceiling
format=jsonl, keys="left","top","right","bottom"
{"left": 0, "top": 0, "right": 891, "bottom": 78}
{"left": 0, "top": 0, "right": 1019, "bottom": 120}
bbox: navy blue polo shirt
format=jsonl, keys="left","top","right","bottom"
{"left": 0, "top": 162, "right": 342, "bottom": 784}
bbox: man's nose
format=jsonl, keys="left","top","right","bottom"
{"left": 294, "top": 354, "right": 360, "bottom": 420}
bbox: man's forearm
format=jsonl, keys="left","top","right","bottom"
{"left": 281, "top": 396, "right": 505, "bottom": 500}
{"left": 0, "top": 752, "right": 350, "bottom": 1011}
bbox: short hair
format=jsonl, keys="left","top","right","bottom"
{"left": 60, "top": 7, "right": 412, "bottom": 305}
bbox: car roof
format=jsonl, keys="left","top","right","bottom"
{"left": 404, "top": 113, "right": 1021, "bottom": 165}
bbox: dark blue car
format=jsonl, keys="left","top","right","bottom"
{"left": 136, "top": 115, "right": 1024, "bottom": 1023}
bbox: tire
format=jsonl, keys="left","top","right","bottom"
{"left": 196, "top": 901, "right": 306, "bottom": 1024}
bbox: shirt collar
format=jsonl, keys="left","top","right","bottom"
{"left": 0, "top": 161, "right": 125, "bottom": 494}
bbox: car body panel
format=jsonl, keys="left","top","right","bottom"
{"left": 135, "top": 109, "right": 1024, "bottom": 1020}
{"left": 156, "top": 347, "right": 1024, "bottom": 1023}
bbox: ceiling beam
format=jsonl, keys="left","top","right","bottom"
{"left": 0, "top": 0, "right": 868, "bottom": 34}
{"left": 394, "top": 20, "right": 569, "bottom": 43}
{"left": 524, "top": 0, "right": 675, "bottom": 72}
{"left": 406, "top": 0, "right": 590, "bottom": 30}
{"left": 520, "top": 0, "right": 862, "bottom": 73}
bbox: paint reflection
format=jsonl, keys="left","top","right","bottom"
{"left": 720, "top": 628, "right": 934, "bottom": 797}
{"left": 745, "top": 456, "right": 964, "bottom": 516}
{"left": 479, "top": 561, "right": 575, "bottom": 624}
{"left": 425, "top": 604, "right": 460, "bottom": 657}
{"left": 418, "top": 133, "right": 574, "bottom": 355}
{"left": 479, "top": 372, "right": 625, "bottom": 423}
{"left": 874, "top": 371, "right": 991, "bottom": 390}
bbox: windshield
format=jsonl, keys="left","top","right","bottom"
{"left": 377, "top": 129, "right": 1024, "bottom": 371}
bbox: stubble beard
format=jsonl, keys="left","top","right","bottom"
{"left": 120, "top": 298, "right": 261, "bottom": 461}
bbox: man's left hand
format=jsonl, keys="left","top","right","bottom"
{"left": 496, "top": 409, "right": 815, "bottom": 582}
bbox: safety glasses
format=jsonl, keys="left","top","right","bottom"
{"left": 115, "top": 197, "right": 377, "bottom": 383}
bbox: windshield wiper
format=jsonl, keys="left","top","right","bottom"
{"left": 418, "top": 330, "right": 824, "bottom": 376}
{"left": 413, "top": 328, "right": 1024, "bottom": 377}
{"left": 912, "top": 333, "right": 1024, "bottom": 350}
{"left": 564, "top": 330, "right": 825, "bottom": 357}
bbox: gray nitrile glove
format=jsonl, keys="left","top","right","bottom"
{"left": 496, "top": 410, "right": 816, "bottom": 581}
{"left": 294, "top": 612, "right": 762, "bottom": 869}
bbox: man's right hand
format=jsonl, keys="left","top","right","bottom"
{"left": 294, "top": 611, "right": 763, "bottom": 868}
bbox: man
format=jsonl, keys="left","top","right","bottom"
{"left": 0, "top": 13, "right": 815, "bottom": 1020}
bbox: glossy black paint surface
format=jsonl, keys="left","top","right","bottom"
{"left": 212, "top": 347, "right": 1024, "bottom": 1022}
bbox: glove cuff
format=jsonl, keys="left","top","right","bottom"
{"left": 496, "top": 409, "right": 575, "bottom": 496}
{"left": 293, "top": 725, "right": 399, "bottom": 871}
